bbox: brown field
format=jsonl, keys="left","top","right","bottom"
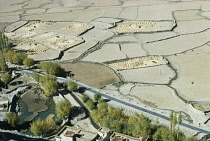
{"left": 60, "top": 62, "right": 120, "bottom": 88}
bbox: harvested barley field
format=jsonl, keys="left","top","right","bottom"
{"left": 60, "top": 62, "right": 120, "bottom": 88}
{"left": 109, "top": 56, "right": 168, "bottom": 70}
{"left": 113, "top": 20, "right": 175, "bottom": 33}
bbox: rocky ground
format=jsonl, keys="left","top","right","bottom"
{"left": 1, "top": 0, "right": 210, "bottom": 138}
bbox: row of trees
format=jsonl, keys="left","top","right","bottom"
{"left": 0, "top": 32, "right": 9, "bottom": 72}
{"left": 81, "top": 94, "right": 200, "bottom": 141}
{"left": 39, "top": 62, "right": 65, "bottom": 77}
{"left": 0, "top": 32, "right": 35, "bottom": 71}
{"left": 3, "top": 49, "right": 35, "bottom": 67}
{"left": 32, "top": 72, "right": 78, "bottom": 96}
{"left": 3, "top": 49, "right": 27, "bottom": 65}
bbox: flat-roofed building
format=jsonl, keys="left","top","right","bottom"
{"left": 55, "top": 126, "right": 98, "bottom": 141}
{"left": 97, "top": 127, "right": 112, "bottom": 141}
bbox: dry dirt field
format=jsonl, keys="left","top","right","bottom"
{"left": 130, "top": 84, "right": 188, "bottom": 111}
{"left": 60, "top": 62, "right": 120, "bottom": 88}
{"left": 168, "top": 54, "right": 210, "bottom": 102}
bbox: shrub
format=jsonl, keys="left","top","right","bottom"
{"left": 82, "top": 95, "right": 89, "bottom": 103}
{"left": 23, "top": 58, "right": 35, "bottom": 67}
{"left": 56, "top": 99, "right": 71, "bottom": 119}
{"left": 4, "top": 112, "right": 19, "bottom": 128}
{"left": 1, "top": 72, "right": 12, "bottom": 84}
{"left": 67, "top": 81, "right": 78, "bottom": 91}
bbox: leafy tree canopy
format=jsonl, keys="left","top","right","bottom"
{"left": 30, "top": 117, "right": 56, "bottom": 136}
{"left": 5, "top": 112, "right": 19, "bottom": 128}
{"left": 40, "top": 62, "right": 65, "bottom": 76}
{"left": 23, "top": 58, "right": 35, "bottom": 67}
{"left": 56, "top": 98, "right": 71, "bottom": 119}
{"left": 67, "top": 81, "right": 78, "bottom": 91}
{"left": 1, "top": 72, "right": 12, "bottom": 84}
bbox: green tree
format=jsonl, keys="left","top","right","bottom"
{"left": 169, "top": 111, "right": 173, "bottom": 131}
{"left": 30, "top": 118, "right": 46, "bottom": 136}
{"left": 177, "top": 113, "right": 182, "bottom": 139}
{"left": 56, "top": 99, "right": 71, "bottom": 119}
{"left": 0, "top": 32, "right": 9, "bottom": 51}
{"left": 0, "top": 60, "right": 7, "bottom": 72}
{"left": 94, "top": 93, "right": 101, "bottom": 102}
{"left": 107, "top": 107, "right": 123, "bottom": 120}
{"left": 67, "top": 81, "right": 78, "bottom": 91}
{"left": 133, "top": 114, "right": 151, "bottom": 137}
{"left": 13, "top": 53, "right": 27, "bottom": 65}
{"left": 40, "top": 62, "right": 65, "bottom": 76}
{"left": 30, "top": 117, "right": 56, "bottom": 136}
{"left": 86, "top": 100, "right": 95, "bottom": 110}
{"left": 0, "top": 52, "right": 7, "bottom": 72}
{"left": 5, "top": 112, "right": 19, "bottom": 128}
{"left": 178, "top": 113, "right": 182, "bottom": 126}
{"left": 3, "top": 49, "right": 27, "bottom": 65}
{"left": 128, "top": 116, "right": 137, "bottom": 124}
{"left": 23, "top": 58, "right": 35, "bottom": 67}
{"left": 82, "top": 95, "right": 89, "bottom": 103}
{"left": 45, "top": 116, "right": 56, "bottom": 131}
{"left": 32, "top": 72, "right": 40, "bottom": 82}
{"left": 170, "top": 111, "right": 177, "bottom": 132}
{"left": 172, "top": 113, "right": 177, "bottom": 132}
{"left": 97, "top": 102, "right": 108, "bottom": 115}
{"left": 43, "top": 80, "right": 58, "bottom": 96}
{"left": 153, "top": 127, "right": 174, "bottom": 141}
{"left": 1, "top": 72, "right": 12, "bottom": 84}
{"left": 39, "top": 74, "right": 56, "bottom": 84}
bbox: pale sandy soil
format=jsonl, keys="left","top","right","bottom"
{"left": 118, "top": 65, "right": 175, "bottom": 84}
{"left": 168, "top": 54, "right": 210, "bottom": 102}
{"left": 144, "top": 30, "right": 210, "bottom": 56}
{"left": 130, "top": 85, "right": 188, "bottom": 111}
{"left": 82, "top": 44, "right": 126, "bottom": 62}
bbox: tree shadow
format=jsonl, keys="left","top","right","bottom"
{"left": 0, "top": 132, "right": 48, "bottom": 141}
{"left": 78, "top": 87, "right": 87, "bottom": 93}
{"left": 18, "top": 121, "right": 32, "bottom": 131}
{"left": 10, "top": 81, "right": 23, "bottom": 86}
{"left": 103, "top": 99, "right": 111, "bottom": 103}
{"left": 70, "top": 106, "right": 86, "bottom": 121}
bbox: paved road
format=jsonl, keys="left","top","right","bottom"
{"left": 17, "top": 70, "right": 210, "bottom": 135}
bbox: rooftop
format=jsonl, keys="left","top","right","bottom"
{"left": 64, "top": 131, "right": 75, "bottom": 137}
{"left": 56, "top": 126, "right": 98, "bottom": 141}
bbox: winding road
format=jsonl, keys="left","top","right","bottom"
{"left": 16, "top": 70, "right": 210, "bottom": 135}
